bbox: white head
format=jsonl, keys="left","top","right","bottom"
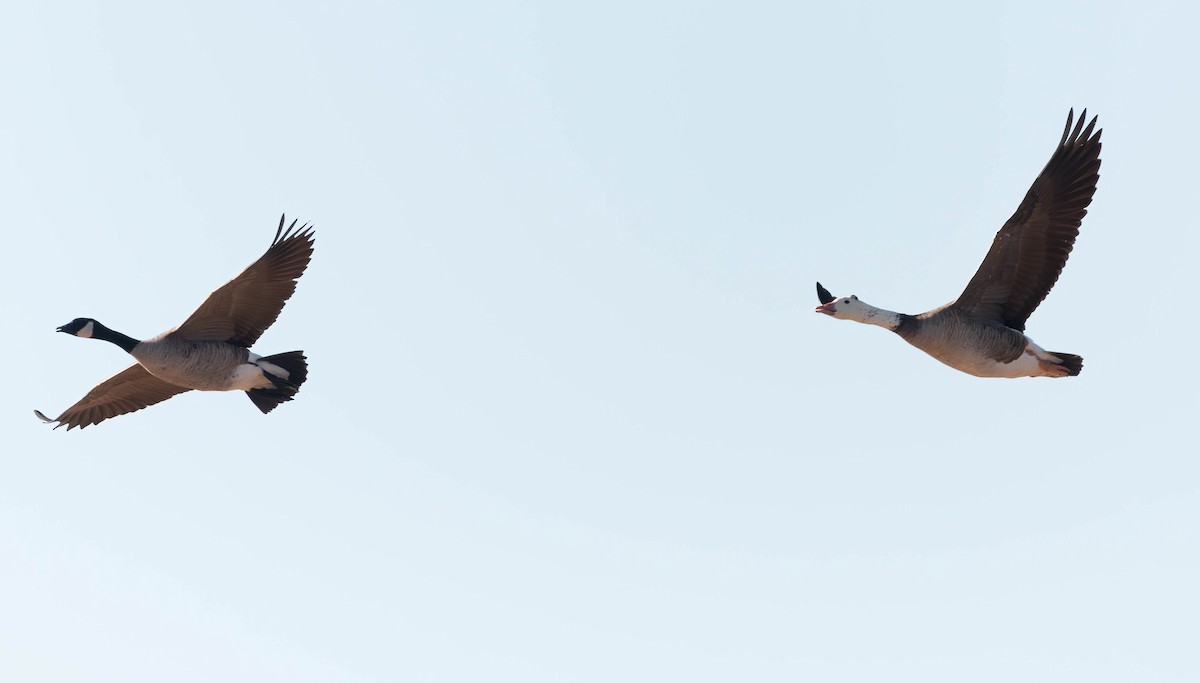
{"left": 816, "top": 283, "right": 873, "bottom": 321}
{"left": 814, "top": 294, "right": 873, "bottom": 322}
{"left": 813, "top": 282, "right": 895, "bottom": 327}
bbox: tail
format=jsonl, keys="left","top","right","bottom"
{"left": 246, "top": 351, "right": 309, "bottom": 414}
{"left": 1051, "top": 352, "right": 1083, "bottom": 377}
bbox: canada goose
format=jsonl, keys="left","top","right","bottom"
{"left": 36, "top": 215, "right": 315, "bottom": 429}
{"left": 815, "top": 109, "right": 1101, "bottom": 378}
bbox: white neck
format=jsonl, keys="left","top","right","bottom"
{"left": 849, "top": 302, "right": 903, "bottom": 331}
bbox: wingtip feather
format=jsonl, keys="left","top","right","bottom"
{"left": 34, "top": 409, "right": 68, "bottom": 429}
{"left": 816, "top": 282, "right": 835, "bottom": 304}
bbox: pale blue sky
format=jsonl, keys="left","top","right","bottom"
{"left": 3, "top": 1, "right": 1198, "bottom": 681}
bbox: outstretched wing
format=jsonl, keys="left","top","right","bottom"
{"left": 173, "top": 215, "right": 315, "bottom": 347}
{"left": 36, "top": 364, "right": 191, "bottom": 430}
{"left": 951, "top": 109, "right": 1102, "bottom": 330}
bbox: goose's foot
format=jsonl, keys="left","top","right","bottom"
{"left": 1036, "top": 358, "right": 1071, "bottom": 377}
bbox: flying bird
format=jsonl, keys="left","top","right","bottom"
{"left": 36, "top": 215, "right": 315, "bottom": 429}
{"left": 815, "top": 109, "right": 1101, "bottom": 378}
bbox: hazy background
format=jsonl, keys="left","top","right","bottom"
{"left": 3, "top": 1, "right": 1197, "bottom": 681}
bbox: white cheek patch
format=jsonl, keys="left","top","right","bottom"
{"left": 78, "top": 321, "right": 94, "bottom": 338}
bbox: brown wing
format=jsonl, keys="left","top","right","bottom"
{"left": 951, "top": 109, "right": 1102, "bottom": 330}
{"left": 36, "top": 364, "right": 192, "bottom": 430}
{"left": 173, "top": 215, "right": 315, "bottom": 347}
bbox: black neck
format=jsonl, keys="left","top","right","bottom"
{"left": 92, "top": 322, "right": 141, "bottom": 353}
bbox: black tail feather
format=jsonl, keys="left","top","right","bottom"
{"left": 246, "top": 351, "right": 308, "bottom": 414}
{"left": 247, "top": 388, "right": 294, "bottom": 414}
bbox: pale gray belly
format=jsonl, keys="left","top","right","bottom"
{"left": 914, "top": 343, "right": 1041, "bottom": 378}
{"left": 902, "top": 322, "right": 1032, "bottom": 378}
{"left": 132, "top": 341, "right": 250, "bottom": 391}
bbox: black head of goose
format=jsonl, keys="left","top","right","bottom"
{"left": 36, "top": 215, "right": 316, "bottom": 429}
{"left": 815, "top": 109, "right": 1101, "bottom": 378}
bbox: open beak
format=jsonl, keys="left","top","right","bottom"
{"left": 814, "top": 302, "right": 836, "bottom": 316}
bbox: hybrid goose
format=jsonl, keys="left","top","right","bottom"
{"left": 815, "top": 109, "right": 1101, "bottom": 378}
{"left": 36, "top": 215, "right": 315, "bottom": 429}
